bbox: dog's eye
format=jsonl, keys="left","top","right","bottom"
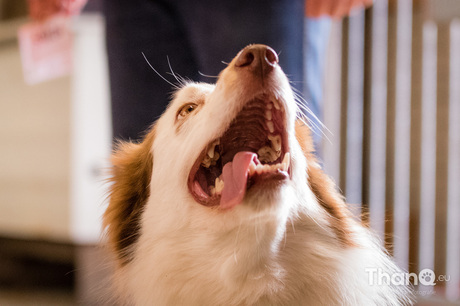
{"left": 177, "top": 103, "right": 198, "bottom": 120}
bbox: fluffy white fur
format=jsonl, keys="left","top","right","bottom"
{"left": 105, "top": 45, "right": 413, "bottom": 305}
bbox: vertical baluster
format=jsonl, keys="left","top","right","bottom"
{"left": 418, "top": 19, "right": 438, "bottom": 295}
{"left": 368, "top": 0, "right": 389, "bottom": 241}
{"left": 434, "top": 21, "right": 450, "bottom": 287}
{"left": 345, "top": 11, "right": 366, "bottom": 216}
{"left": 322, "top": 20, "right": 343, "bottom": 185}
{"left": 409, "top": 0, "right": 423, "bottom": 276}
{"left": 446, "top": 19, "right": 460, "bottom": 302}
{"left": 392, "top": 0, "right": 413, "bottom": 271}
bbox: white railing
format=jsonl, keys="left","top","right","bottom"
{"left": 321, "top": 0, "right": 460, "bottom": 302}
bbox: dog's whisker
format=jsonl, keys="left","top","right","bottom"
{"left": 297, "top": 112, "right": 333, "bottom": 146}
{"left": 166, "top": 56, "right": 182, "bottom": 85}
{"left": 166, "top": 56, "right": 188, "bottom": 87}
{"left": 292, "top": 89, "right": 333, "bottom": 143}
{"left": 294, "top": 100, "right": 326, "bottom": 132}
{"left": 141, "top": 52, "right": 180, "bottom": 89}
{"left": 221, "top": 61, "right": 229, "bottom": 66}
{"left": 173, "top": 72, "right": 193, "bottom": 86}
{"left": 165, "top": 72, "right": 189, "bottom": 87}
{"left": 297, "top": 112, "right": 323, "bottom": 136}
{"left": 296, "top": 111, "right": 318, "bottom": 129}
{"left": 198, "top": 71, "right": 219, "bottom": 79}
{"left": 295, "top": 110, "right": 320, "bottom": 132}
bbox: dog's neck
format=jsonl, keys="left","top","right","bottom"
{"left": 217, "top": 210, "right": 290, "bottom": 281}
{"left": 142, "top": 184, "right": 300, "bottom": 282}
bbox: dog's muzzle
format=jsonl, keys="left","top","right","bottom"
{"left": 187, "top": 45, "right": 291, "bottom": 210}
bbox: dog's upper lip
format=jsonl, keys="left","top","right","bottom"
{"left": 187, "top": 96, "right": 290, "bottom": 209}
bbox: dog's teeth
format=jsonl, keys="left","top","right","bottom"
{"left": 268, "top": 134, "right": 281, "bottom": 153}
{"left": 267, "top": 121, "right": 275, "bottom": 133}
{"left": 207, "top": 139, "right": 220, "bottom": 159}
{"left": 273, "top": 100, "right": 281, "bottom": 110}
{"left": 209, "top": 186, "right": 216, "bottom": 196}
{"left": 258, "top": 146, "right": 278, "bottom": 163}
{"left": 201, "top": 156, "right": 212, "bottom": 168}
{"left": 260, "top": 164, "right": 267, "bottom": 171}
{"left": 207, "top": 145, "right": 215, "bottom": 159}
{"left": 210, "top": 152, "right": 220, "bottom": 166}
{"left": 202, "top": 140, "right": 221, "bottom": 168}
{"left": 267, "top": 102, "right": 273, "bottom": 110}
{"left": 248, "top": 160, "right": 257, "bottom": 175}
{"left": 279, "top": 162, "right": 286, "bottom": 172}
{"left": 249, "top": 153, "right": 290, "bottom": 176}
{"left": 265, "top": 110, "right": 272, "bottom": 121}
{"left": 215, "top": 177, "right": 224, "bottom": 193}
{"left": 282, "top": 152, "right": 290, "bottom": 170}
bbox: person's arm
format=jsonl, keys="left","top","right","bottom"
{"left": 306, "top": 0, "right": 373, "bottom": 18}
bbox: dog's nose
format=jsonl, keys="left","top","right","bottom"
{"left": 235, "top": 45, "right": 279, "bottom": 73}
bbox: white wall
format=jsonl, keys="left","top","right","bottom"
{"left": 71, "top": 13, "right": 112, "bottom": 244}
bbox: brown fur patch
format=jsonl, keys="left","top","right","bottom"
{"left": 295, "top": 121, "right": 356, "bottom": 247}
{"left": 104, "top": 127, "right": 156, "bottom": 265}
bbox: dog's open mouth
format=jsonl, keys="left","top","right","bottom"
{"left": 187, "top": 97, "right": 290, "bottom": 209}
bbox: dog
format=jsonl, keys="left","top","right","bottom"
{"left": 104, "top": 44, "right": 413, "bottom": 305}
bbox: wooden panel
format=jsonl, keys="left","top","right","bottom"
{"left": 427, "top": 0, "right": 460, "bottom": 22}
{"left": 362, "top": 6, "right": 373, "bottom": 224}
{"left": 409, "top": 0, "right": 423, "bottom": 275}
{"left": 385, "top": 0, "right": 398, "bottom": 256}
{"left": 434, "top": 22, "right": 450, "bottom": 279}
{"left": 446, "top": 19, "right": 460, "bottom": 301}
{"left": 340, "top": 18, "right": 349, "bottom": 195}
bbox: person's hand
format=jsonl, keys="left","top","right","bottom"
{"left": 27, "top": 0, "right": 60, "bottom": 21}
{"left": 306, "top": 0, "right": 373, "bottom": 18}
{"left": 61, "top": 0, "right": 88, "bottom": 16}
{"left": 27, "top": 0, "right": 88, "bottom": 21}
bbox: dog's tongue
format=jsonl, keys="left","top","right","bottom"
{"left": 220, "top": 151, "right": 256, "bottom": 209}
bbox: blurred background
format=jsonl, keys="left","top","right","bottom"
{"left": 0, "top": 0, "right": 458, "bottom": 305}
{"left": 321, "top": 1, "right": 460, "bottom": 304}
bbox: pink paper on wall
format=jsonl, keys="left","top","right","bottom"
{"left": 18, "top": 15, "right": 73, "bottom": 85}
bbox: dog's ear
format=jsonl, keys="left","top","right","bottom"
{"left": 104, "top": 128, "right": 155, "bottom": 265}
{"left": 295, "top": 121, "right": 356, "bottom": 247}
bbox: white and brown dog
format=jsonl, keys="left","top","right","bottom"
{"left": 104, "top": 45, "right": 413, "bottom": 305}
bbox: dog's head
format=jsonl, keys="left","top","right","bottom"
{"left": 105, "top": 44, "right": 353, "bottom": 266}
{"left": 104, "top": 45, "right": 413, "bottom": 305}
